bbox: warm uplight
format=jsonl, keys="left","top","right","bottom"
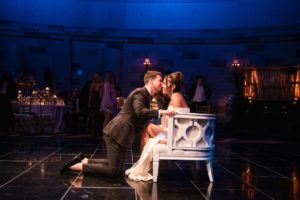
{"left": 293, "top": 97, "right": 298, "bottom": 104}
{"left": 246, "top": 167, "right": 251, "bottom": 173}
{"left": 247, "top": 96, "right": 252, "bottom": 103}
{"left": 232, "top": 59, "right": 240, "bottom": 70}
{"left": 292, "top": 171, "right": 299, "bottom": 199}
{"left": 144, "top": 58, "right": 151, "bottom": 72}
{"left": 242, "top": 165, "right": 255, "bottom": 199}
{"left": 144, "top": 58, "right": 151, "bottom": 66}
{"left": 295, "top": 69, "right": 300, "bottom": 98}
{"left": 17, "top": 90, "right": 23, "bottom": 99}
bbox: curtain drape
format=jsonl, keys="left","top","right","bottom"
{"left": 243, "top": 66, "right": 300, "bottom": 100}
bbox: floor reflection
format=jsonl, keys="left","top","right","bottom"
{"left": 125, "top": 178, "right": 213, "bottom": 200}
{"left": 125, "top": 178, "right": 156, "bottom": 200}
{"left": 241, "top": 165, "right": 255, "bottom": 199}
{"left": 206, "top": 182, "right": 213, "bottom": 199}
{"left": 292, "top": 171, "right": 299, "bottom": 200}
{"left": 69, "top": 174, "right": 84, "bottom": 188}
{"left": 1, "top": 132, "right": 299, "bottom": 199}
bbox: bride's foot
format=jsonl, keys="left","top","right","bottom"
{"left": 158, "top": 139, "right": 167, "bottom": 144}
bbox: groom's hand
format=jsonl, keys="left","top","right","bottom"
{"left": 160, "top": 110, "right": 176, "bottom": 117}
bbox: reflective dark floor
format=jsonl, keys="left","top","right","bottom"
{"left": 0, "top": 127, "right": 299, "bottom": 200}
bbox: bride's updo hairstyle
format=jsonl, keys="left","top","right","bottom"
{"left": 168, "top": 71, "right": 184, "bottom": 93}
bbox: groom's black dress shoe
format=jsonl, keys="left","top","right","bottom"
{"left": 60, "top": 152, "right": 86, "bottom": 174}
{"left": 60, "top": 167, "right": 79, "bottom": 174}
{"left": 77, "top": 152, "right": 86, "bottom": 161}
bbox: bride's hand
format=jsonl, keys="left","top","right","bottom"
{"left": 158, "top": 140, "right": 167, "bottom": 144}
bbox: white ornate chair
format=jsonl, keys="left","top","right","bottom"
{"left": 152, "top": 111, "right": 216, "bottom": 182}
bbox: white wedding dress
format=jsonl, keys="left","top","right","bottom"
{"left": 125, "top": 107, "right": 189, "bottom": 181}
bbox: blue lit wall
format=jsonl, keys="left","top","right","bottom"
{"left": 0, "top": 0, "right": 299, "bottom": 29}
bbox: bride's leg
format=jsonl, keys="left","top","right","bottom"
{"left": 140, "top": 124, "right": 167, "bottom": 152}
{"left": 147, "top": 124, "right": 166, "bottom": 137}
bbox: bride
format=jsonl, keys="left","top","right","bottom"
{"left": 125, "top": 71, "right": 189, "bottom": 181}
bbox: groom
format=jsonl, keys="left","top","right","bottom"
{"left": 65, "top": 70, "right": 175, "bottom": 176}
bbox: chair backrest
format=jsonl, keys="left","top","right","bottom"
{"left": 166, "top": 113, "right": 216, "bottom": 156}
{"left": 174, "top": 107, "right": 190, "bottom": 114}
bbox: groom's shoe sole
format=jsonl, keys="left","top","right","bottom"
{"left": 60, "top": 152, "right": 85, "bottom": 174}
{"left": 60, "top": 157, "right": 80, "bottom": 174}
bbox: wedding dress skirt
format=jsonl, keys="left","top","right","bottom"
{"left": 125, "top": 131, "right": 167, "bottom": 181}
{"left": 125, "top": 107, "right": 189, "bottom": 181}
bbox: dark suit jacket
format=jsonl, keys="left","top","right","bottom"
{"left": 103, "top": 87, "right": 159, "bottom": 148}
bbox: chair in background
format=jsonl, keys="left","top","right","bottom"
{"left": 152, "top": 112, "right": 216, "bottom": 182}
{"left": 196, "top": 105, "right": 211, "bottom": 113}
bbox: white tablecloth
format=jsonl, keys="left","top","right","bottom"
{"left": 14, "top": 103, "right": 71, "bottom": 133}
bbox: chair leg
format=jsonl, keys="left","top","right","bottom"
{"left": 206, "top": 182, "right": 213, "bottom": 199}
{"left": 153, "top": 160, "right": 159, "bottom": 182}
{"left": 206, "top": 160, "right": 214, "bottom": 182}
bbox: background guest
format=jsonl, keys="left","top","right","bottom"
{"left": 88, "top": 73, "right": 104, "bottom": 137}
{"left": 188, "top": 75, "right": 211, "bottom": 113}
{"left": 80, "top": 80, "right": 92, "bottom": 118}
{"left": 0, "top": 71, "right": 17, "bottom": 132}
{"left": 67, "top": 88, "right": 81, "bottom": 133}
{"left": 100, "top": 71, "right": 117, "bottom": 129}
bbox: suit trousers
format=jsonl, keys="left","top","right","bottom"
{"left": 82, "top": 134, "right": 127, "bottom": 176}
